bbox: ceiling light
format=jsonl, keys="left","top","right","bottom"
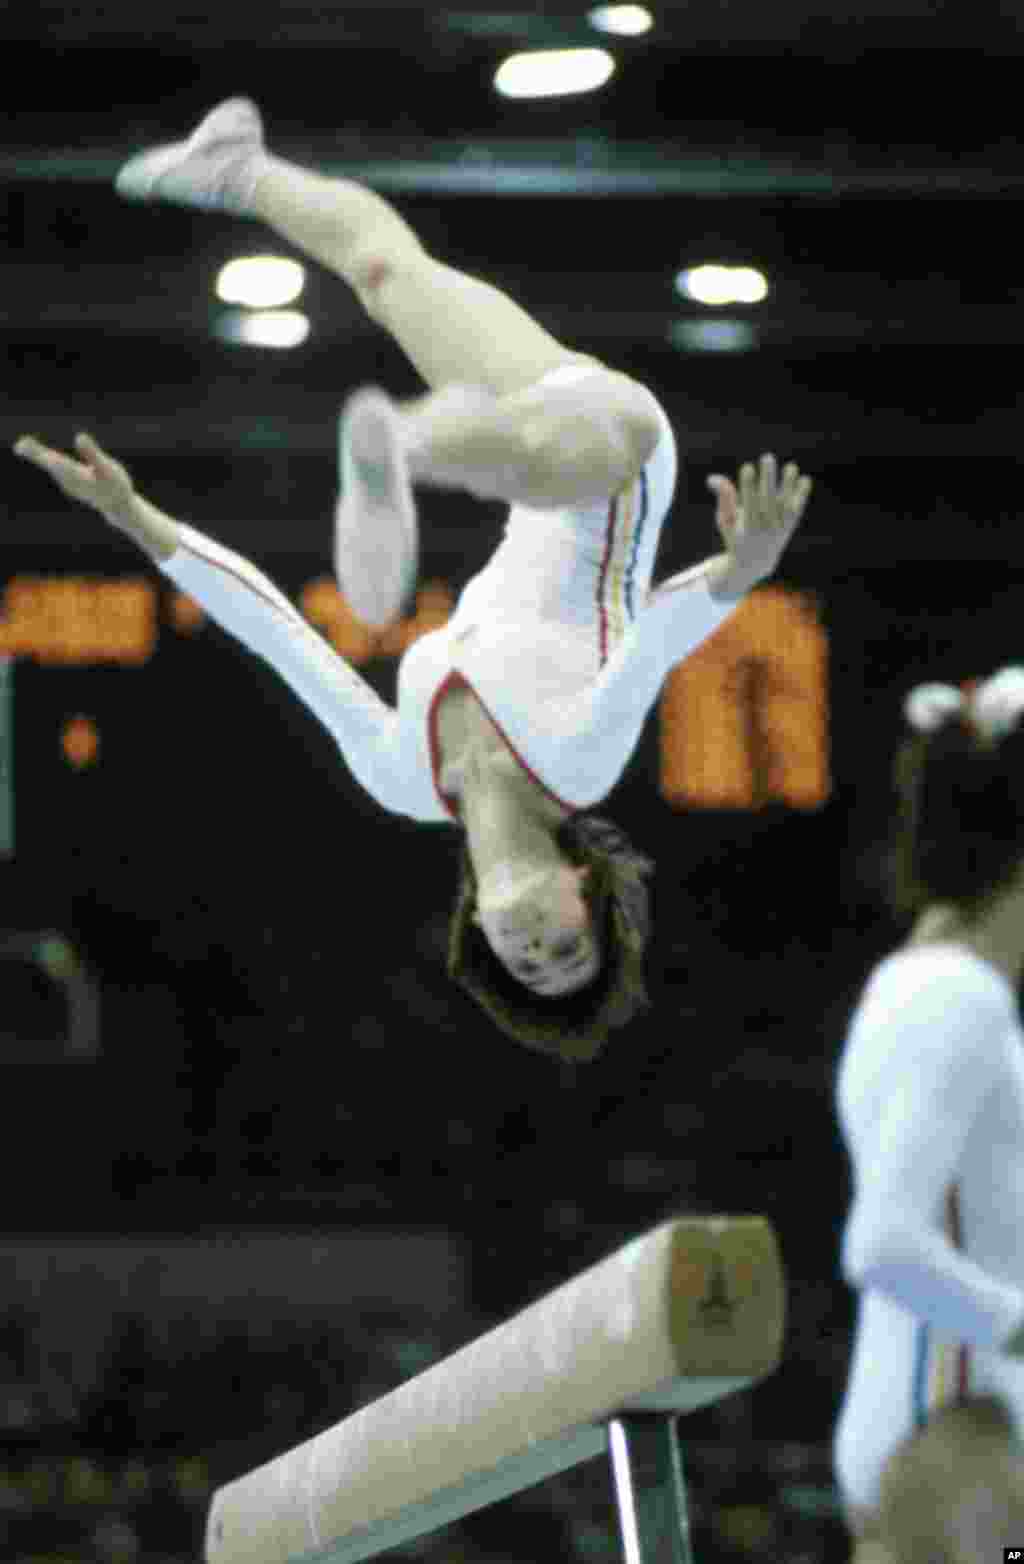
{"left": 215, "top": 255, "right": 306, "bottom": 309}
{"left": 729, "top": 267, "right": 770, "bottom": 304}
{"left": 675, "top": 264, "right": 769, "bottom": 306}
{"left": 494, "top": 48, "right": 616, "bottom": 100}
{"left": 214, "top": 309, "right": 311, "bottom": 349}
{"left": 588, "top": 5, "right": 654, "bottom": 36}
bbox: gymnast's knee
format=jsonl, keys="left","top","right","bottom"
{"left": 514, "top": 366, "right": 665, "bottom": 507}
{"left": 345, "top": 229, "right": 429, "bottom": 319}
{"left": 514, "top": 403, "right": 639, "bottom": 507}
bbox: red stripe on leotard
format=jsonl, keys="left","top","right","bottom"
{"left": 595, "top": 493, "right": 618, "bottom": 665}
{"left": 426, "top": 669, "right": 576, "bottom": 822}
{"left": 178, "top": 533, "right": 306, "bottom": 624}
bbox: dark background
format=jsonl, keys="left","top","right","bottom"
{"left": 1, "top": 4, "right": 1021, "bottom": 1562}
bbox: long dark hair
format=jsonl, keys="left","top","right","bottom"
{"left": 886, "top": 700, "right": 1024, "bottom": 921}
{"left": 447, "top": 813, "right": 653, "bottom": 1062}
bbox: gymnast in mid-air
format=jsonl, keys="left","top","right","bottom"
{"left": 15, "top": 98, "right": 812, "bottom": 1061}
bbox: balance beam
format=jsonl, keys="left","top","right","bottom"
{"left": 205, "top": 1216, "right": 785, "bottom": 1564}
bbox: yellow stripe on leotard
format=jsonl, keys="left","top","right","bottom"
{"left": 598, "top": 474, "right": 643, "bottom": 661}
{"left": 927, "top": 1335, "right": 959, "bottom": 1409}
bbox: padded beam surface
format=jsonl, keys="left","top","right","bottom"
{"left": 205, "top": 1216, "right": 785, "bottom": 1564}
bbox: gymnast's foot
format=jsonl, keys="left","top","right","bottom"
{"left": 115, "top": 97, "right": 266, "bottom": 214}
{"left": 334, "top": 388, "right": 419, "bottom": 628}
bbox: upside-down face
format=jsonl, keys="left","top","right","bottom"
{"left": 473, "top": 860, "right": 601, "bottom": 997}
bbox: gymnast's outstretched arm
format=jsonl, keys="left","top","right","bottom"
{"left": 13, "top": 432, "right": 413, "bottom": 816}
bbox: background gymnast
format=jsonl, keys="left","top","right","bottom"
{"left": 835, "top": 671, "right": 1024, "bottom": 1562}
{"left": 15, "top": 97, "right": 811, "bottom": 1063}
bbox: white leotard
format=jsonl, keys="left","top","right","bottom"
{"left": 159, "top": 376, "right": 734, "bottom": 821}
{"left": 834, "top": 942, "right": 1024, "bottom": 1512}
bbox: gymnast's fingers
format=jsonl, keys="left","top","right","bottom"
{"left": 738, "top": 460, "right": 757, "bottom": 525}
{"left": 793, "top": 473, "right": 813, "bottom": 518}
{"left": 75, "top": 431, "right": 130, "bottom": 487}
{"left": 779, "top": 463, "right": 813, "bottom": 524}
{"left": 708, "top": 474, "right": 738, "bottom": 538}
{"left": 15, "top": 434, "right": 93, "bottom": 496}
{"left": 758, "top": 452, "right": 777, "bottom": 511}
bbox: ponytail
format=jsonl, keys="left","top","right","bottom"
{"left": 887, "top": 674, "right": 1024, "bottom": 918}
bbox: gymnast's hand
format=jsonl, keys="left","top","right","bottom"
{"left": 14, "top": 432, "right": 180, "bottom": 560}
{"left": 707, "top": 453, "right": 813, "bottom": 598}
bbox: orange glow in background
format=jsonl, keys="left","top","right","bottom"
{"left": 61, "top": 715, "right": 100, "bottom": 770}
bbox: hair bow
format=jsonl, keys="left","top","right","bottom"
{"left": 903, "top": 683, "right": 964, "bottom": 734}
{"left": 904, "top": 666, "right": 1024, "bottom": 741}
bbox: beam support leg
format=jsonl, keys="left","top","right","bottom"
{"left": 607, "top": 1414, "right": 694, "bottom": 1564}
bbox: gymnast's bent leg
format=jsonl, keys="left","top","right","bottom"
{"left": 118, "top": 101, "right": 659, "bottom": 508}
{"left": 251, "top": 161, "right": 589, "bottom": 395}
{"left": 248, "top": 157, "right": 663, "bottom": 507}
